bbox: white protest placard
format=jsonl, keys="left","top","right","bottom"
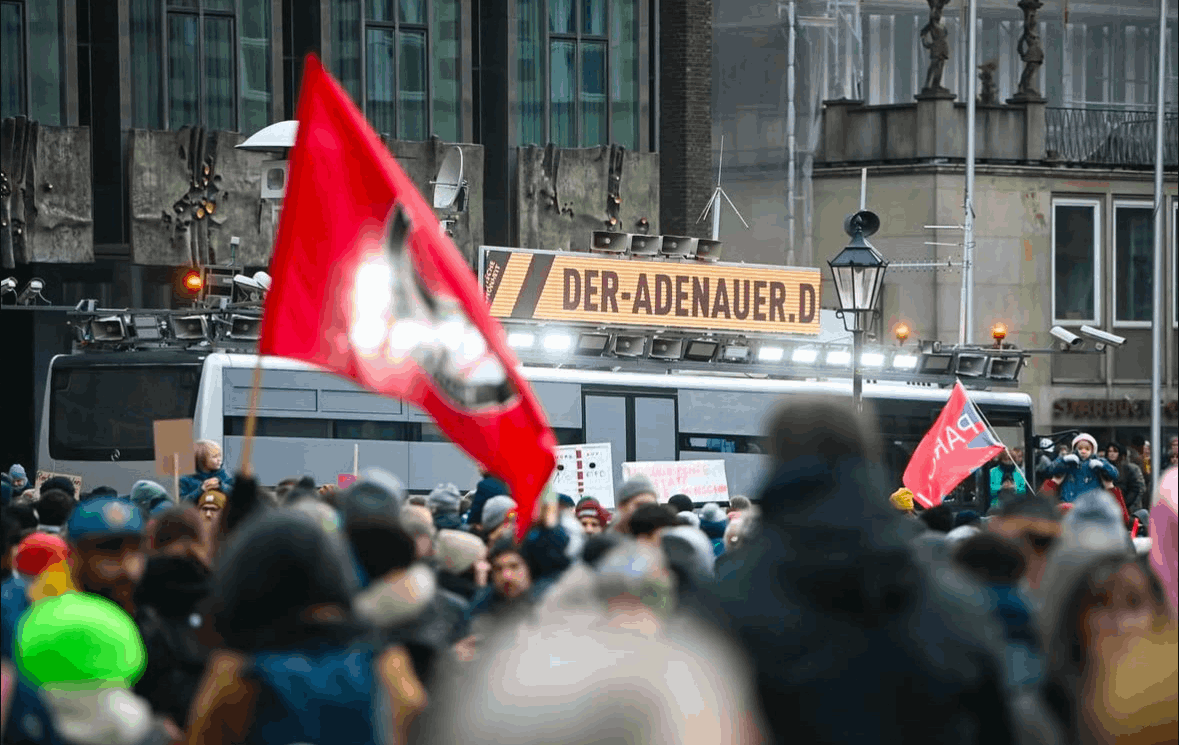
{"left": 621, "top": 460, "right": 729, "bottom": 504}
{"left": 35, "top": 471, "right": 83, "bottom": 500}
{"left": 551, "top": 443, "right": 615, "bottom": 507}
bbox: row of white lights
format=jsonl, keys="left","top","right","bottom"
{"left": 508, "top": 331, "right": 571, "bottom": 351}
{"left": 756, "top": 346, "right": 918, "bottom": 369}
{"left": 506, "top": 330, "right": 921, "bottom": 369}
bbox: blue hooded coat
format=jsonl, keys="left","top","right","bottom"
{"left": 179, "top": 467, "right": 235, "bottom": 502}
{"left": 1046, "top": 454, "right": 1117, "bottom": 503}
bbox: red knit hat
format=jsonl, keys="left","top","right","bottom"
{"left": 15, "top": 533, "right": 70, "bottom": 577}
{"left": 575, "top": 498, "right": 612, "bottom": 527}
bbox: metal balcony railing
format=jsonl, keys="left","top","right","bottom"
{"left": 1046, "top": 107, "right": 1178, "bottom": 168}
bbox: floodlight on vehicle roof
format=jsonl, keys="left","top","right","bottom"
{"left": 131, "top": 314, "right": 163, "bottom": 341}
{"left": 893, "top": 353, "right": 919, "bottom": 370}
{"left": 543, "top": 333, "right": 573, "bottom": 352}
{"left": 683, "top": 339, "right": 719, "bottom": 362}
{"left": 507, "top": 331, "right": 535, "bottom": 349}
{"left": 791, "top": 348, "right": 818, "bottom": 364}
{"left": 721, "top": 343, "right": 750, "bottom": 362}
{"left": 577, "top": 333, "right": 611, "bottom": 355}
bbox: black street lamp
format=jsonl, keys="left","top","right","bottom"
{"left": 828, "top": 210, "right": 888, "bottom": 411}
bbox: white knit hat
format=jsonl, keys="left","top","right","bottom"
{"left": 1072, "top": 433, "right": 1098, "bottom": 451}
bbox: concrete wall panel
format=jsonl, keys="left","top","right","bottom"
{"left": 517, "top": 145, "right": 659, "bottom": 253}
{"left": 0, "top": 120, "right": 93, "bottom": 265}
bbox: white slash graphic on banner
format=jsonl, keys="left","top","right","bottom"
{"left": 551, "top": 443, "right": 615, "bottom": 507}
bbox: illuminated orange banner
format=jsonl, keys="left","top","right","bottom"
{"left": 481, "top": 248, "right": 822, "bottom": 335}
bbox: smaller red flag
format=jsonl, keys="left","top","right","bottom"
{"left": 902, "top": 381, "right": 1004, "bottom": 508}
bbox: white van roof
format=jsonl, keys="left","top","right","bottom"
{"left": 210, "top": 353, "right": 1032, "bottom": 408}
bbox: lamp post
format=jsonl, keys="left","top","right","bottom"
{"left": 829, "top": 210, "right": 888, "bottom": 412}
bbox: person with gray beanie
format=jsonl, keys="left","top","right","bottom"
{"left": 428, "top": 483, "right": 464, "bottom": 530}
{"left": 131, "top": 480, "right": 174, "bottom": 516}
{"left": 611, "top": 476, "right": 658, "bottom": 535}
{"left": 478, "top": 495, "right": 518, "bottom": 544}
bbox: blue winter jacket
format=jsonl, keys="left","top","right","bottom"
{"left": 1046, "top": 455, "right": 1117, "bottom": 503}
{"left": 179, "top": 467, "right": 235, "bottom": 502}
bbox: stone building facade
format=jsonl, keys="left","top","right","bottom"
{"left": 0, "top": 0, "right": 715, "bottom": 471}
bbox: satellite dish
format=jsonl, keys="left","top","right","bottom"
{"left": 432, "top": 147, "right": 465, "bottom": 210}
{"left": 236, "top": 120, "right": 298, "bottom": 152}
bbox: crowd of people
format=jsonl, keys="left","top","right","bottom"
{"left": 950, "top": 434, "right": 1177, "bottom": 523}
{"left": 1, "top": 403, "right": 1176, "bottom": 744}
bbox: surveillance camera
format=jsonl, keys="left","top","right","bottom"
{"left": 15, "top": 277, "right": 46, "bottom": 306}
{"left": 0, "top": 277, "right": 15, "bottom": 294}
{"left": 1079, "top": 325, "right": 1125, "bottom": 348}
{"left": 1050, "top": 326, "right": 1083, "bottom": 347}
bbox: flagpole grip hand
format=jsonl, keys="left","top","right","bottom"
{"left": 1063, "top": 454, "right": 1080, "bottom": 465}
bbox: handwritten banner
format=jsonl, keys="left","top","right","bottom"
{"left": 621, "top": 459, "right": 729, "bottom": 503}
{"left": 551, "top": 443, "right": 615, "bottom": 507}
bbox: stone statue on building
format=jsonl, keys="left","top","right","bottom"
{"left": 1015, "top": 0, "right": 1045, "bottom": 100}
{"left": 979, "top": 59, "right": 999, "bottom": 104}
{"left": 919, "top": 0, "right": 952, "bottom": 96}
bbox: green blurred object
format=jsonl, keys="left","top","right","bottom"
{"left": 15, "top": 593, "right": 147, "bottom": 689}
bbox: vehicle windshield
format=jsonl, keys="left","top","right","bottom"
{"left": 50, "top": 365, "right": 201, "bottom": 461}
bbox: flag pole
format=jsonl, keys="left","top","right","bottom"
{"left": 966, "top": 385, "right": 1033, "bottom": 492}
{"left": 237, "top": 356, "right": 266, "bottom": 478}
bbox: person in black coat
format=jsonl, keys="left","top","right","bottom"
{"left": 712, "top": 396, "right": 1024, "bottom": 744}
{"left": 133, "top": 553, "right": 215, "bottom": 731}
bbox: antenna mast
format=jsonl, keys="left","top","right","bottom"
{"left": 697, "top": 136, "right": 749, "bottom": 241}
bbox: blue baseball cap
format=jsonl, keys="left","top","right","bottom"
{"left": 66, "top": 497, "right": 146, "bottom": 542}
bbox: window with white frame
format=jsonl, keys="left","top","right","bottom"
{"left": 1113, "top": 200, "right": 1154, "bottom": 325}
{"left": 331, "top": 0, "right": 461, "bottom": 142}
{"left": 1052, "top": 198, "right": 1101, "bottom": 324}
{"left": 129, "top": 0, "right": 273, "bottom": 135}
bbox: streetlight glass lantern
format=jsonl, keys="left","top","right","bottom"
{"left": 828, "top": 211, "right": 888, "bottom": 332}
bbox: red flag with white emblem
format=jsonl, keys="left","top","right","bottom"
{"left": 902, "top": 381, "right": 1004, "bottom": 508}
{"left": 258, "top": 55, "right": 556, "bottom": 538}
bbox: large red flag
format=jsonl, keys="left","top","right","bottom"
{"left": 258, "top": 56, "right": 556, "bottom": 538}
{"left": 902, "top": 381, "right": 1004, "bottom": 508}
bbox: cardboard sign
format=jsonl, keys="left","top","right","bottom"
{"left": 153, "top": 419, "right": 196, "bottom": 476}
{"left": 34, "top": 471, "right": 83, "bottom": 500}
{"left": 337, "top": 474, "right": 357, "bottom": 488}
{"left": 551, "top": 443, "right": 615, "bottom": 507}
{"left": 481, "top": 247, "right": 822, "bottom": 336}
{"left": 621, "top": 460, "right": 729, "bottom": 503}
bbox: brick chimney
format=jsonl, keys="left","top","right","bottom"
{"left": 659, "top": 0, "right": 713, "bottom": 239}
